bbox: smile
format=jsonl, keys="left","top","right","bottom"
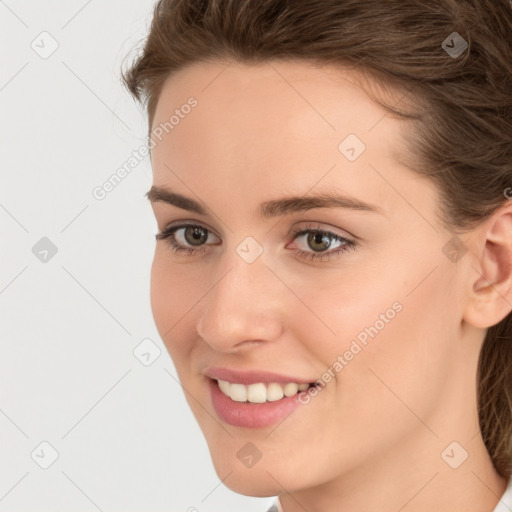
{"left": 217, "top": 379, "right": 313, "bottom": 403}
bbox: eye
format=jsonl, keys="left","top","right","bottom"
{"left": 288, "top": 222, "right": 356, "bottom": 262}
{"left": 155, "top": 221, "right": 357, "bottom": 262}
{"left": 156, "top": 222, "right": 220, "bottom": 256}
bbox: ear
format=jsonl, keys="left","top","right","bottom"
{"left": 463, "top": 202, "right": 512, "bottom": 329}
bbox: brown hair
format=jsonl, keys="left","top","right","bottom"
{"left": 121, "top": 0, "right": 512, "bottom": 479}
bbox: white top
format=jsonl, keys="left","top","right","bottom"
{"left": 265, "top": 476, "right": 512, "bottom": 512}
{"left": 493, "top": 476, "right": 512, "bottom": 512}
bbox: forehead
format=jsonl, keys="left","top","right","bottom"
{"left": 149, "top": 60, "right": 419, "bottom": 218}
{"left": 152, "top": 59, "right": 398, "bottom": 139}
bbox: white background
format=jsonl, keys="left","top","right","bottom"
{"left": 1, "top": 1, "right": 276, "bottom": 510}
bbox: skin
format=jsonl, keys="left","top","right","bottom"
{"left": 147, "top": 59, "right": 512, "bottom": 511}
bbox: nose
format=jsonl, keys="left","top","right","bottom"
{"left": 196, "top": 249, "right": 284, "bottom": 353}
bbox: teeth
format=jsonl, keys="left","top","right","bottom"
{"left": 247, "top": 383, "right": 267, "bottom": 403}
{"left": 217, "top": 379, "right": 310, "bottom": 403}
{"left": 283, "top": 382, "right": 298, "bottom": 397}
{"left": 229, "top": 383, "right": 247, "bottom": 402}
{"left": 218, "top": 379, "right": 230, "bottom": 396}
{"left": 266, "top": 383, "right": 284, "bottom": 402}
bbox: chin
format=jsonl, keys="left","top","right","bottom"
{"left": 216, "top": 466, "right": 282, "bottom": 498}
{"left": 204, "top": 444, "right": 284, "bottom": 497}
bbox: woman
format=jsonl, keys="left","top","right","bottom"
{"left": 121, "top": 0, "right": 512, "bottom": 510}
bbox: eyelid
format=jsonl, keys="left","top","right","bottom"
{"left": 289, "top": 220, "right": 357, "bottom": 241}
{"left": 160, "top": 219, "right": 221, "bottom": 238}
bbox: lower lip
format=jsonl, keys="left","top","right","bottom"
{"left": 208, "top": 378, "right": 305, "bottom": 428}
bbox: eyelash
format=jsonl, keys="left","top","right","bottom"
{"left": 155, "top": 221, "right": 357, "bottom": 262}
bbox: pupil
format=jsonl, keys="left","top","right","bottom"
{"left": 308, "top": 232, "right": 330, "bottom": 252}
{"left": 185, "top": 226, "right": 207, "bottom": 245}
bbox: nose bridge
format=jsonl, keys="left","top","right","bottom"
{"left": 196, "top": 244, "right": 284, "bottom": 350}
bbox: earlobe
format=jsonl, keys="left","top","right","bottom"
{"left": 464, "top": 204, "right": 512, "bottom": 329}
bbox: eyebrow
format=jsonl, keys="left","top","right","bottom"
{"left": 145, "top": 185, "right": 382, "bottom": 218}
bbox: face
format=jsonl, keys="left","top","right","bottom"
{"left": 148, "top": 60, "right": 475, "bottom": 496}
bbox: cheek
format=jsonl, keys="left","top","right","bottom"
{"left": 308, "top": 234, "right": 460, "bottom": 364}
{"left": 285, "top": 260, "right": 404, "bottom": 365}
{"left": 330, "top": 257, "right": 461, "bottom": 433}
{"left": 297, "top": 240, "right": 460, "bottom": 405}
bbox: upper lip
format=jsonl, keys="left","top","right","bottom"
{"left": 204, "top": 367, "right": 314, "bottom": 385}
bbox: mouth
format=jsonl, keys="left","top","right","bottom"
{"left": 207, "top": 376, "right": 320, "bottom": 428}
{"left": 204, "top": 367, "right": 320, "bottom": 427}
{"left": 215, "top": 378, "right": 317, "bottom": 403}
